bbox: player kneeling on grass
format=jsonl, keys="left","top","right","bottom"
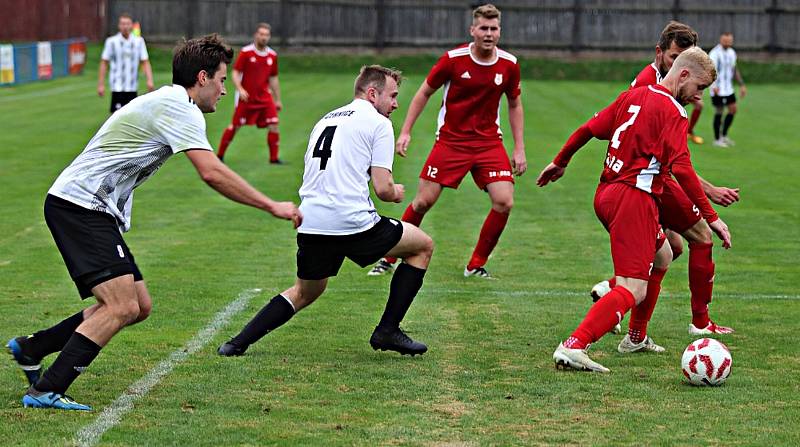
{"left": 6, "top": 34, "right": 300, "bottom": 411}
{"left": 218, "top": 66, "right": 433, "bottom": 358}
{"left": 537, "top": 47, "right": 732, "bottom": 373}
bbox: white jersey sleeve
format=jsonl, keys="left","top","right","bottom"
{"left": 139, "top": 37, "right": 149, "bottom": 61}
{"left": 371, "top": 119, "right": 394, "bottom": 171}
{"left": 101, "top": 37, "right": 113, "bottom": 61}
{"left": 153, "top": 100, "right": 212, "bottom": 154}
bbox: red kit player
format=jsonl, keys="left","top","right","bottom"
{"left": 218, "top": 23, "right": 284, "bottom": 164}
{"left": 537, "top": 48, "right": 732, "bottom": 372}
{"left": 592, "top": 22, "right": 740, "bottom": 345}
{"left": 368, "top": 3, "right": 526, "bottom": 278}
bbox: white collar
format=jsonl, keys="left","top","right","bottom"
{"left": 468, "top": 42, "right": 498, "bottom": 66}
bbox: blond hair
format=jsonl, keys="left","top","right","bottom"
{"left": 354, "top": 65, "right": 402, "bottom": 96}
{"left": 671, "top": 46, "right": 717, "bottom": 82}
{"left": 473, "top": 4, "right": 501, "bottom": 23}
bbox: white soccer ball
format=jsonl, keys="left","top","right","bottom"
{"left": 681, "top": 338, "right": 732, "bottom": 386}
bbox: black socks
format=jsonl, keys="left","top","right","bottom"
{"left": 34, "top": 332, "right": 101, "bottom": 395}
{"left": 378, "top": 263, "right": 427, "bottom": 331}
{"left": 713, "top": 113, "right": 722, "bottom": 140}
{"left": 230, "top": 294, "right": 296, "bottom": 348}
{"left": 20, "top": 310, "right": 85, "bottom": 360}
{"left": 723, "top": 113, "right": 735, "bottom": 136}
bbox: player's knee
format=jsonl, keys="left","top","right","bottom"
{"left": 671, "top": 244, "right": 684, "bottom": 261}
{"left": 419, "top": 233, "right": 435, "bottom": 260}
{"left": 110, "top": 300, "right": 141, "bottom": 325}
{"left": 412, "top": 197, "right": 433, "bottom": 214}
{"left": 491, "top": 196, "right": 513, "bottom": 213}
{"left": 136, "top": 298, "right": 152, "bottom": 323}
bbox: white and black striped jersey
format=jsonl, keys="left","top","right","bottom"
{"left": 101, "top": 32, "right": 149, "bottom": 92}
{"left": 709, "top": 44, "right": 737, "bottom": 97}
{"left": 49, "top": 85, "right": 212, "bottom": 232}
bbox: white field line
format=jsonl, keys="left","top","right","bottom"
{"left": 327, "top": 286, "right": 800, "bottom": 301}
{"left": 74, "top": 288, "right": 262, "bottom": 447}
{"left": 0, "top": 80, "right": 96, "bottom": 104}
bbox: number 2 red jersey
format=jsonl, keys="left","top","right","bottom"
{"left": 233, "top": 44, "right": 278, "bottom": 105}
{"left": 587, "top": 84, "right": 690, "bottom": 196}
{"left": 426, "top": 43, "right": 521, "bottom": 146}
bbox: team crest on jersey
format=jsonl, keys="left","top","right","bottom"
{"left": 250, "top": 56, "right": 256, "bottom": 63}
{"left": 267, "top": 57, "right": 273, "bottom": 66}
{"left": 494, "top": 73, "right": 503, "bottom": 85}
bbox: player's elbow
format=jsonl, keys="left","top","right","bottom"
{"left": 199, "top": 165, "right": 224, "bottom": 187}
{"left": 374, "top": 185, "right": 395, "bottom": 202}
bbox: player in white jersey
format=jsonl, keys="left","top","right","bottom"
{"left": 709, "top": 32, "right": 746, "bottom": 147}
{"left": 219, "top": 66, "right": 434, "bottom": 358}
{"left": 8, "top": 35, "right": 300, "bottom": 411}
{"left": 98, "top": 13, "right": 154, "bottom": 113}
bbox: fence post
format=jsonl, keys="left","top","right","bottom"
{"left": 375, "top": 0, "right": 386, "bottom": 52}
{"left": 766, "top": 0, "right": 781, "bottom": 53}
{"left": 280, "top": 0, "right": 291, "bottom": 47}
{"left": 571, "top": 0, "right": 582, "bottom": 53}
{"left": 671, "top": 0, "right": 681, "bottom": 20}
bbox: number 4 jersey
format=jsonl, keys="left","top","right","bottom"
{"left": 298, "top": 98, "right": 395, "bottom": 235}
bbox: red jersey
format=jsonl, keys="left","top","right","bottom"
{"left": 554, "top": 84, "right": 717, "bottom": 222}
{"left": 629, "top": 62, "right": 662, "bottom": 89}
{"left": 426, "top": 43, "right": 521, "bottom": 145}
{"left": 233, "top": 44, "right": 278, "bottom": 105}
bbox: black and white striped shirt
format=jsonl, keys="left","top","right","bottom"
{"left": 101, "top": 33, "right": 149, "bottom": 93}
{"left": 709, "top": 44, "right": 737, "bottom": 97}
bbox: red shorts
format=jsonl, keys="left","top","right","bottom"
{"left": 658, "top": 176, "right": 701, "bottom": 234}
{"left": 419, "top": 140, "right": 514, "bottom": 190}
{"left": 232, "top": 101, "right": 278, "bottom": 128}
{"left": 594, "top": 183, "right": 666, "bottom": 280}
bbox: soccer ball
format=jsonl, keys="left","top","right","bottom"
{"left": 681, "top": 338, "right": 732, "bottom": 386}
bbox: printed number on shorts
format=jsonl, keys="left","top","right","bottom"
{"left": 426, "top": 165, "right": 438, "bottom": 178}
{"left": 611, "top": 105, "right": 641, "bottom": 149}
{"left": 313, "top": 125, "right": 337, "bottom": 170}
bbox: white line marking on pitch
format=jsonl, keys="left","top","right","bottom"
{"left": 329, "top": 286, "right": 800, "bottom": 301}
{"left": 74, "top": 288, "right": 262, "bottom": 447}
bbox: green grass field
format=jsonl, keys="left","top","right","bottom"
{"left": 1, "top": 59, "right": 799, "bottom": 446}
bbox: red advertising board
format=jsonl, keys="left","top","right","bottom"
{"left": 68, "top": 41, "right": 87, "bottom": 74}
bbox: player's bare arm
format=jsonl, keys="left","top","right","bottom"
{"left": 697, "top": 175, "right": 740, "bottom": 207}
{"left": 371, "top": 167, "right": 404, "bottom": 203}
{"left": 97, "top": 59, "right": 109, "bottom": 96}
{"left": 232, "top": 69, "right": 248, "bottom": 102}
{"left": 735, "top": 68, "right": 747, "bottom": 98}
{"left": 269, "top": 75, "right": 282, "bottom": 111}
{"left": 141, "top": 59, "right": 155, "bottom": 91}
{"left": 396, "top": 81, "right": 437, "bottom": 157}
{"left": 185, "top": 149, "right": 301, "bottom": 226}
{"left": 508, "top": 95, "right": 526, "bottom": 176}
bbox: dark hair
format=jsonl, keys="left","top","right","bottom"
{"left": 172, "top": 34, "right": 233, "bottom": 88}
{"left": 256, "top": 22, "right": 271, "bottom": 32}
{"left": 119, "top": 13, "right": 133, "bottom": 21}
{"left": 658, "top": 21, "right": 698, "bottom": 51}
{"left": 354, "top": 65, "right": 402, "bottom": 95}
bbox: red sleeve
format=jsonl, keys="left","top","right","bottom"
{"left": 672, "top": 153, "right": 718, "bottom": 223}
{"left": 271, "top": 53, "right": 278, "bottom": 76}
{"left": 425, "top": 53, "right": 452, "bottom": 89}
{"left": 506, "top": 61, "right": 521, "bottom": 99}
{"left": 233, "top": 51, "right": 247, "bottom": 72}
{"left": 553, "top": 124, "right": 593, "bottom": 168}
{"left": 586, "top": 92, "right": 625, "bottom": 140}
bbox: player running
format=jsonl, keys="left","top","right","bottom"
{"left": 537, "top": 47, "right": 732, "bottom": 372}
{"left": 218, "top": 66, "right": 433, "bottom": 358}
{"left": 368, "top": 3, "right": 525, "bottom": 279}
{"left": 217, "top": 23, "right": 284, "bottom": 164}
{"left": 709, "top": 32, "right": 746, "bottom": 147}
{"left": 6, "top": 35, "right": 300, "bottom": 411}
{"left": 590, "top": 21, "right": 740, "bottom": 346}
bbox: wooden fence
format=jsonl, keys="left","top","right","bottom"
{"left": 106, "top": 0, "right": 800, "bottom": 53}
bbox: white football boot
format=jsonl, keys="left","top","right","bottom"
{"left": 617, "top": 334, "right": 665, "bottom": 354}
{"left": 553, "top": 344, "right": 610, "bottom": 373}
{"left": 589, "top": 280, "right": 622, "bottom": 334}
{"left": 689, "top": 321, "right": 735, "bottom": 335}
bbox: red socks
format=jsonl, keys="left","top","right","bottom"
{"left": 689, "top": 242, "right": 715, "bottom": 328}
{"left": 218, "top": 126, "right": 236, "bottom": 159}
{"left": 467, "top": 209, "right": 510, "bottom": 270}
{"left": 627, "top": 267, "right": 668, "bottom": 343}
{"left": 565, "top": 286, "right": 636, "bottom": 349}
{"left": 268, "top": 131, "right": 280, "bottom": 162}
{"left": 688, "top": 107, "right": 702, "bottom": 134}
{"left": 385, "top": 205, "right": 426, "bottom": 264}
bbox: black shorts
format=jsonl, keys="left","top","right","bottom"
{"left": 711, "top": 94, "right": 736, "bottom": 107}
{"left": 110, "top": 91, "right": 137, "bottom": 113}
{"left": 44, "top": 194, "right": 143, "bottom": 299}
{"left": 296, "top": 216, "right": 404, "bottom": 280}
